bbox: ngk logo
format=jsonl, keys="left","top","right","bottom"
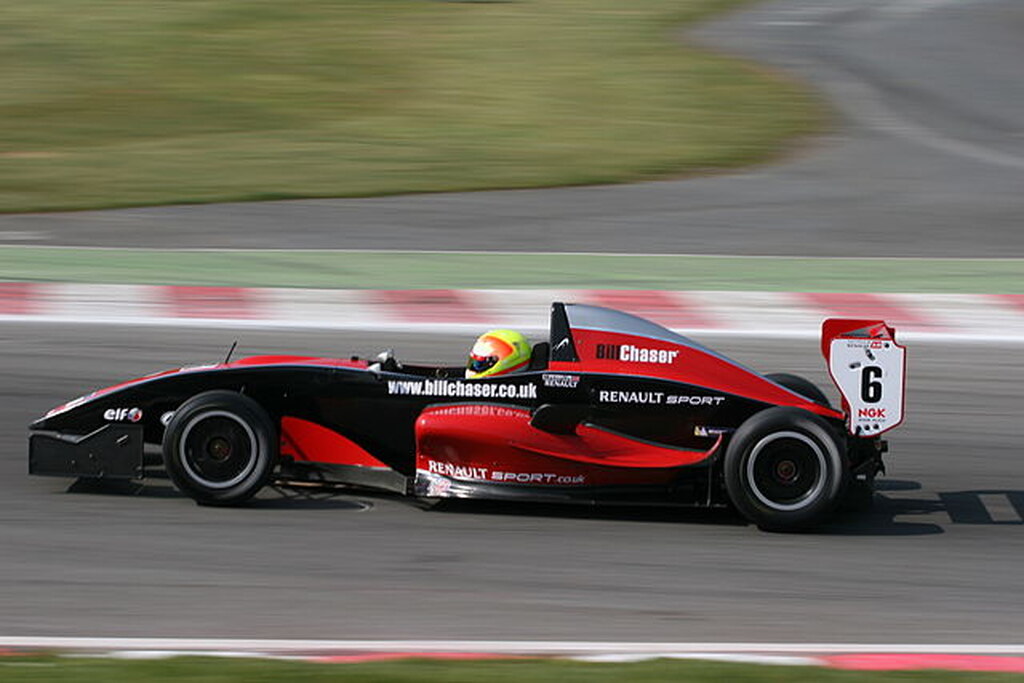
{"left": 104, "top": 407, "right": 143, "bottom": 423}
{"left": 858, "top": 407, "right": 887, "bottom": 419}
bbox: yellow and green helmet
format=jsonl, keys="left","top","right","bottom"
{"left": 465, "top": 329, "right": 532, "bottom": 379}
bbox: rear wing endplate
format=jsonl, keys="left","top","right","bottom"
{"left": 822, "top": 319, "right": 907, "bottom": 436}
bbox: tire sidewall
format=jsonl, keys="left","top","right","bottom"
{"left": 724, "top": 406, "right": 847, "bottom": 531}
{"left": 162, "top": 390, "right": 277, "bottom": 505}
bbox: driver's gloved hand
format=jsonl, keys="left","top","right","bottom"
{"left": 374, "top": 348, "right": 400, "bottom": 372}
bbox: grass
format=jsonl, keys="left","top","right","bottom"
{"left": 0, "top": 248, "right": 1021, "bottom": 292}
{"left": 1, "top": 655, "right": 1023, "bottom": 682}
{"left": 0, "top": 0, "right": 822, "bottom": 213}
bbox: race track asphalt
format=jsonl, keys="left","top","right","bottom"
{"left": 2, "top": 324, "right": 1021, "bottom": 642}
{"left": 1, "top": 0, "right": 1023, "bottom": 257}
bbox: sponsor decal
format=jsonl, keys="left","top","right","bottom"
{"left": 542, "top": 373, "right": 580, "bottom": 389}
{"left": 597, "top": 390, "right": 725, "bottom": 406}
{"left": 387, "top": 379, "right": 537, "bottom": 400}
{"left": 426, "top": 459, "right": 489, "bottom": 481}
{"left": 492, "top": 471, "right": 586, "bottom": 485}
{"left": 428, "top": 405, "right": 525, "bottom": 419}
{"left": 598, "top": 390, "right": 664, "bottom": 404}
{"left": 694, "top": 425, "right": 732, "bottom": 437}
{"left": 666, "top": 395, "right": 726, "bottom": 406}
{"left": 553, "top": 337, "right": 571, "bottom": 351}
{"left": 840, "top": 338, "right": 892, "bottom": 361}
{"left": 417, "top": 471, "right": 452, "bottom": 497}
{"left": 424, "top": 460, "right": 587, "bottom": 486}
{"left": 829, "top": 336, "right": 905, "bottom": 435}
{"left": 103, "top": 407, "right": 143, "bottom": 423}
{"left": 595, "top": 343, "right": 679, "bottom": 364}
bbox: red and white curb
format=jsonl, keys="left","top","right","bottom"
{"left": 2, "top": 639, "right": 1024, "bottom": 672}
{"left": 1, "top": 283, "right": 1023, "bottom": 342}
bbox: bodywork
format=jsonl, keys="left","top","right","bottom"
{"left": 29, "top": 303, "right": 901, "bottom": 509}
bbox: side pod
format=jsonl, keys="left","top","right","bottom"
{"left": 529, "top": 404, "right": 589, "bottom": 435}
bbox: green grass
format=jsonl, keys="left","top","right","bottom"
{"left": 1, "top": 248, "right": 1021, "bottom": 292}
{"left": 1, "top": 655, "right": 1022, "bottom": 682}
{"left": 0, "top": 0, "right": 822, "bottom": 213}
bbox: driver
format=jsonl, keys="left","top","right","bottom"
{"left": 465, "top": 329, "right": 532, "bottom": 379}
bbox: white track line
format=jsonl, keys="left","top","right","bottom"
{"left": 1, "top": 244, "right": 1022, "bottom": 260}
{"left": 2, "top": 313, "right": 1022, "bottom": 344}
{"left": 2, "top": 638, "right": 1023, "bottom": 655}
{"left": 979, "top": 494, "right": 1022, "bottom": 523}
{"left": 875, "top": 0, "right": 983, "bottom": 20}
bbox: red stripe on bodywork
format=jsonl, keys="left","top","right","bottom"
{"left": 227, "top": 355, "right": 368, "bottom": 370}
{"left": 281, "top": 416, "right": 388, "bottom": 468}
{"left": 796, "top": 292, "right": 936, "bottom": 330}
{"left": 510, "top": 430, "right": 720, "bottom": 469}
{"left": 0, "top": 282, "right": 39, "bottom": 314}
{"left": 375, "top": 289, "right": 482, "bottom": 323}
{"left": 585, "top": 290, "right": 717, "bottom": 329}
{"left": 162, "top": 286, "right": 258, "bottom": 319}
{"left": 824, "top": 654, "right": 1024, "bottom": 672}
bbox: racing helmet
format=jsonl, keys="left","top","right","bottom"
{"left": 466, "top": 329, "right": 532, "bottom": 379}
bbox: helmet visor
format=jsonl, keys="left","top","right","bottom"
{"left": 467, "top": 354, "right": 499, "bottom": 374}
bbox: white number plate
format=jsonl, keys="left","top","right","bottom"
{"left": 828, "top": 338, "right": 906, "bottom": 435}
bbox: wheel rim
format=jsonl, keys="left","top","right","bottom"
{"left": 746, "top": 430, "right": 827, "bottom": 511}
{"left": 178, "top": 410, "right": 259, "bottom": 489}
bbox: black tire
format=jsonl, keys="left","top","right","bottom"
{"left": 162, "top": 390, "right": 278, "bottom": 506}
{"left": 765, "top": 372, "right": 831, "bottom": 407}
{"left": 724, "top": 406, "right": 848, "bottom": 531}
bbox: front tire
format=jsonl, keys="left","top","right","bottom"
{"left": 724, "top": 407, "right": 847, "bottom": 531}
{"left": 162, "top": 390, "right": 278, "bottom": 506}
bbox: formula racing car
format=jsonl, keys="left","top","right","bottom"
{"left": 28, "top": 303, "right": 906, "bottom": 530}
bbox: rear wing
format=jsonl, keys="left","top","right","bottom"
{"left": 822, "top": 319, "right": 907, "bottom": 436}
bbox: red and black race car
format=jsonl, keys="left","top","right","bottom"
{"left": 29, "top": 303, "right": 906, "bottom": 530}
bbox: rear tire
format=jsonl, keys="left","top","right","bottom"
{"left": 765, "top": 372, "right": 830, "bottom": 407}
{"left": 162, "top": 390, "right": 278, "bottom": 506}
{"left": 724, "top": 407, "right": 847, "bottom": 531}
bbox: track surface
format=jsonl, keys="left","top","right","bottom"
{"left": 1, "top": 0, "right": 1023, "bottom": 256}
{"left": 3, "top": 324, "right": 1022, "bottom": 641}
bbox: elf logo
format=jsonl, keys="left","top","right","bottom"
{"left": 104, "top": 407, "right": 143, "bottom": 423}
